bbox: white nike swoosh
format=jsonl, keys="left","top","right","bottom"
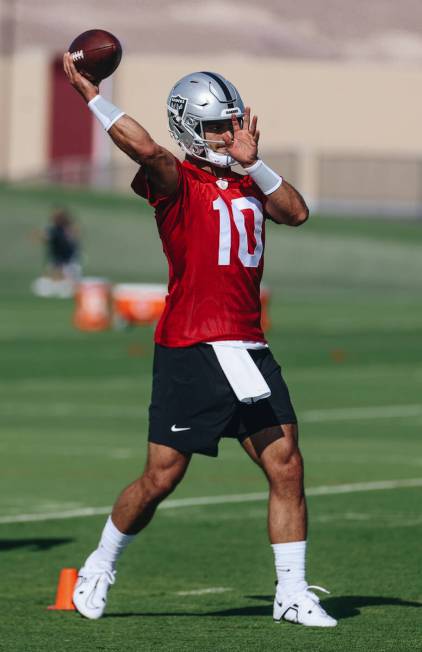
{"left": 171, "top": 425, "right": 191, "bottom": 432}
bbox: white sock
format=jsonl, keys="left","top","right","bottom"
{"left": 88, "top": 516, "right": 136, "bottom": 568}
{"left": 272, "top": 540, "right": 308, "bottom": 598}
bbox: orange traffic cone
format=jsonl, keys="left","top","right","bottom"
{"left": 47, "top": 568, "right": 78, "bottom": 610}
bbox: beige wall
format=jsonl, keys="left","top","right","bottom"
{"left": 0, "top": 50, "right": 50, "bottom": 180}
{"left": 0, "top": 56, "right": 10, "bottom": 175}
{"left": 114, "top": 55, "right": 422, "bottom": 155}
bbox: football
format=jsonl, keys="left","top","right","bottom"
{"left": 68, "top": 29, "right": 122, "bottom": 83}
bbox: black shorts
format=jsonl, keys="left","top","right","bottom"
{"left": 148, "top": 343, "right": 297, "bottom": 457}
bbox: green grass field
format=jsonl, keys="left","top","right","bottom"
{"left": 1, "top": 181, "right": 421, "bottom": 651}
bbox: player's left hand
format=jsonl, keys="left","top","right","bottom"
{"left": 221, "top": 107, "right": 260, "bottom": 168}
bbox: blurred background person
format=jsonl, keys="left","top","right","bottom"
{"left": 32, "top": 207, "right": 81, "bottom": 298}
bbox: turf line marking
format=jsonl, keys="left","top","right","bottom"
{"left": 176, "top": 587, "right": 232, "bottom": 596}
{"left": 1, "top": 478, "right": 422, "bottom": 525}
{"left": 301, "top": 404, "right": 422, "bottom": 422}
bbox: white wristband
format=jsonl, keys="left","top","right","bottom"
{"left": 244, "top": 159, "right": 282, "bottom": 195}
{"left": 88, "top": 95, "right": 125, "bottom": 132}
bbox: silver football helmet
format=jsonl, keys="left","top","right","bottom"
{"left": 167, "top": 71, "right": 245, "bottom": 168}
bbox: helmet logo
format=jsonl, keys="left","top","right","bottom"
{"left": 192, "top": 142, "right": 205, "bottom": 156}
{"left": 169, "top": 95, "right": 188, "bottom": 123}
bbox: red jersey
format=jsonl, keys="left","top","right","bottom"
{"left": 131, "top": 159, "right": 269, "bottom": 347}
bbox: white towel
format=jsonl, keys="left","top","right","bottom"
{"left": 210, "top": 344, "right": 271, "bottom": 404}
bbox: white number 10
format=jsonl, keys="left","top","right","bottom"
{"left": 212, "top": 196, "right": 264, "bottom": 268}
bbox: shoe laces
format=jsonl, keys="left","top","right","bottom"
{"left": 280, "top": 585, "right": 330, "bottom": 611}
{"left": 82, "top": 563, "right": 116, "bottom": 585}
{"left": 295, "top": 585, "right": 331, "bottom": 615}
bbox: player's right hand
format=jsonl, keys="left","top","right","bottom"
{"left": 63, "top": 52, "right": 99, "bottom": 103}
{"left": 221, "top": 107, "right": 260, "bottom": 168}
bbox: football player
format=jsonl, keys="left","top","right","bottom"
{"left": 63, "top": 54, "right": 337, "bottom": 627}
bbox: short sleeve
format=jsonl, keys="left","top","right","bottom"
{"left": 131, "top": 158, "right": 184, "bottom": 209}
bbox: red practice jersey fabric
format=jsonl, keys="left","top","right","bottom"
{"left": 132, "top": 159, "right": 270, "bottom": 347}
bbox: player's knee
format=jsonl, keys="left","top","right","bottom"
{"left": 142, "top": 468, "right": 181, "bottom": 502}
{"left": 266, "top": 449, "right": 304, "bottom": 487}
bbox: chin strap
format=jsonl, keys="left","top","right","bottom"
{"left": 206, "top": 148, "right": 236, "bottom": 168}
{"left": 177, "top": 138, "right": 235, "bottom": 168}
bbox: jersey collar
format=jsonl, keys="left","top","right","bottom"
{"left": 182, "top": 159, "right": 243, "bottom": 182}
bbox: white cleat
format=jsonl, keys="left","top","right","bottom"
{"left": 273, "top": 585, "right": 337, "bottom": 627}
{"left": 73, "top": 556, "right": 116, "bottom": 620}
